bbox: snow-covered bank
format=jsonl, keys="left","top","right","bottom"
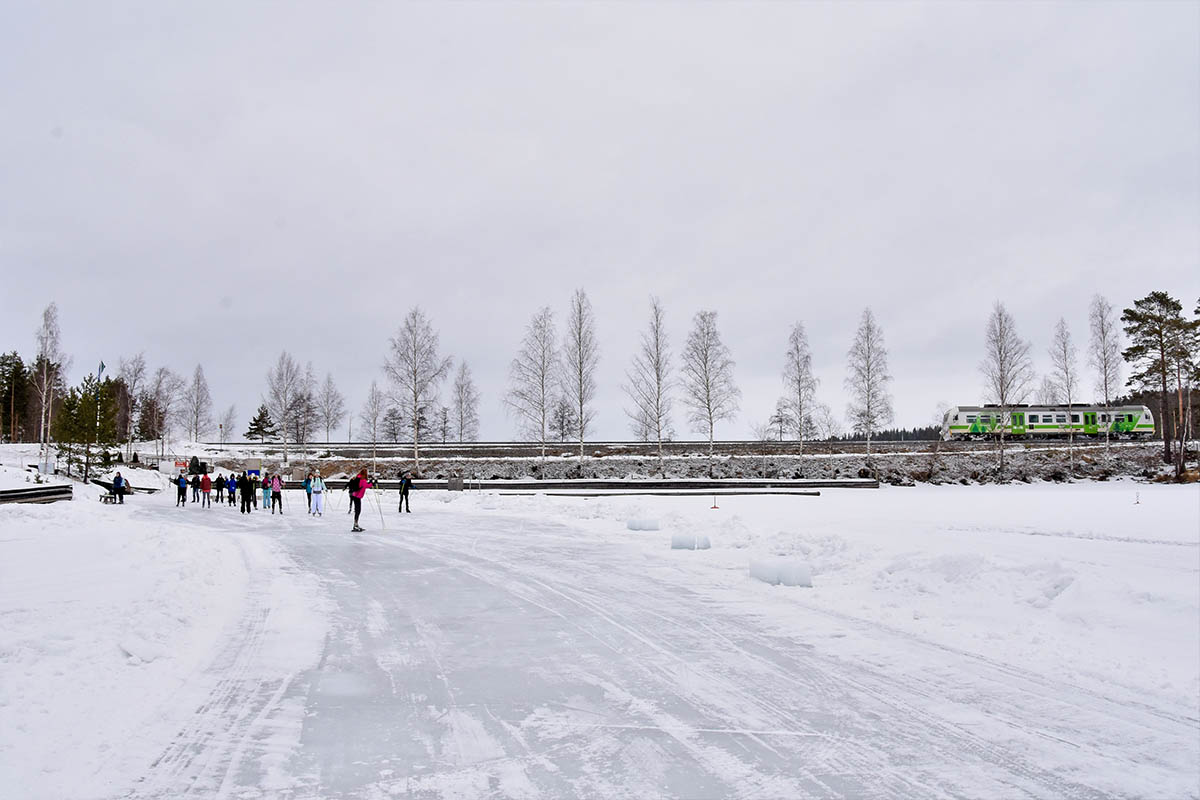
{"left": 0, "top": 480, "right": 328, "bottom": 799}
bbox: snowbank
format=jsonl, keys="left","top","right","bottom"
{"left": 670, "top": 532, "right": 711, "bottom": 550}
{"left": 749, "top": 558, "right": 813, "bottom": 587}
{"left": 625, "top": 518, "right": 660, "bottom": 531}
{"left": 0, "top": 487, "right": 325, "bottom": 798}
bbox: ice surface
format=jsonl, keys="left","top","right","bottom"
{"left": 626, "top": 518, "right": 660, "bottom": 531}
{"left": 749, "top": 558, "right": 814, "bottom": 587}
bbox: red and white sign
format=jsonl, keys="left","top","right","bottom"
{"left": 174, "top": 461, "right": 188, "bottom": 469}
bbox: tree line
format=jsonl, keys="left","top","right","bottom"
{"left": 3, "top": 291, "right": 1196, "bottom": 479}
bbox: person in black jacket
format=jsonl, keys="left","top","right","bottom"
{"left": 214, "top": 474, "right": 225, "bottom": 503}
{"left": 190, "top": 474, "right": 201, "bottom": 503}
{"left": 398, "top": 471, "right": 413, "bottom": 513}
{"left": 238, "top": 472, "right": 253, "bottom": 514}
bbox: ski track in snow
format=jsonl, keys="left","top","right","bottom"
{"left": 96, "top": 490, "right": 1197, "bottom": 799}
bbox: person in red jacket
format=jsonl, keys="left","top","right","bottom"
{"left": 200, "top": 472, "right": 212, "bottom": 508}
{"left": 349, "top": 468, "right": 370, "bottom": 532}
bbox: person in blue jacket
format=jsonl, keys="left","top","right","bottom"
{"left": 175, "top": 471, "right": 188, "bottom": 507}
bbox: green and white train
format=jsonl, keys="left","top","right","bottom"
{"left": 942, "top": 404, "right": 1155, "bottom": 441}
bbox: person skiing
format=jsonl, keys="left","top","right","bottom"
{"left": 238, "top": 472, "right": 253, "bottom": 514}
{"left": 176, "top": 471, "right": 188, "bottom": 507}
{"left": 310, "top": 471, "right": 326, "bottom": 517}
{"left": 270, "top": 473, "right": 283, "bottom": 514}
{"left": 190, "top": 474, "right": 201, "bottom": 503}
{"left": 303, "top": 472, "right": 313, "bottom": 513}
{"left": 262, "top": 472, "right": 273, "bottom": 511}
{"left": 349, "top": 468, "right": 370, "bottom": 532}
{"left": 398, "top": 470, "right": 413, "bottom": 513}
{"left": 112, "top": 471, "right": 126, "bottom": 504}
{"left": 201, "top": 472, "right": 212, "bottom": 507}
{"left": 214, "top": 473, "right": 225, "bottom": 503}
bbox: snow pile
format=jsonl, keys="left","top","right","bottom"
{"left": 626, "top": 518, "right": 660, "bottom": 531}
{"left": 0, "top": 490, "right": 324, "bottom": 797}
{"left": 671, "top": 532, "right": 711, "bottom": 550}
{"left": 749, "top": 558, "right": 814, "bottom": 587}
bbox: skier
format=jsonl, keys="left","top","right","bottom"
{"left": 112, "top": 471, "right": 126, "bottom": 504}
{"left": 398, "top": 470, "right": 413, "bottom": 513}
{"left": 310, "top": 471, "right": 326, "bottom": 517}
{"left": 270, "top": 473, "right": 283, "bottom": 514}
{"left": 190, "top": 474, "right": 201, "bottom": 503}
{"left": 262, "top": 472, "right": 273, "bottom": 511}
{"left": 303, "top": 472, "right": 313, "bottom": 513}
{"left": 214, "top": 473, "right": 225, "bottom": 503}
{"left": 201, "top": 472, "right": 212, "bottom": 508}
{"left": 349, "top": 468, "right": 370, "bottom": 532}
{"left": 176, "top": 471, "right": 188, "bottom": 507}
{"left": 238, "top": 472, "right": 253, "bottom": 514}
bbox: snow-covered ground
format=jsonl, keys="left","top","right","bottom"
{"left": 1, "top": 466, "right": 1196, "bottom": 798}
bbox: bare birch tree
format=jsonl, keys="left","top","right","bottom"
{"left": 782, "top": 321, "right": 818, "bottom": 452}
{"left": 359, "top": 380, "right": 386, "bottom": 473}
{"left": 680, "top": 310, "right": 740, "bottom": 469}
{"left": 147, "top": 366, "right": 185, "bottom": 458}
{"left": 562, "top": 289, "right": 599, "bottom": 461}
{"left": 1088, "top": 294, "right": 1122, "bottom": 457}
{"left": 844, "top": 308, "right": 893, "bottom": 459}
{"left": 623, "top": 296, "right": 674, "bottom": 471}
{"left": 316, "top": 373, "right": 347, "bottom": 443}
{"left": 118, "top": 352, "right": 146, "bottom": 459}
{"left": 505, "top": 307, "right": 558, "bottom": 459}
{"left": 980, "top": 302, "right": 1034, "bottom": 479}
{"left": 811, "top": 401, "right": 841, "bottom": 470}
{"left": 293, "top": 363, "right": 318, "bottom": 465}
{"left": 1048, "top": 318, "right": 1079, "bottom": 473}
{"left": 451, "top": 362, "right": 480, "bottom": 442}
{"left": 266, "top": 351, "right": 303, "bottom": 465}
{"left": 184, "top": 364, "right": 214, "bottom": 442}
{"left": 1036, "top": 375, "right": 1061, "bottom": 405}
{"left": 219, "top": 405, "right": 236, "bottom": 446}
{"left": 384, "top": 307, "right": 452, "bottom": 468}
{"left": 33, "top": 302, "right": 64, "bottom": 469}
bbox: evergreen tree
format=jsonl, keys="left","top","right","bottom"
{"left": 0, "top": 352, "right": 29, "bottom": 442}
{"left": 1122, "top": 291, "right": 1187, "bottom": 466}
{"left": 382, "top": 407, "right": 406, "bottom": 442}
{"left": 245, "top": 404, "right": 277, "bottom": 445}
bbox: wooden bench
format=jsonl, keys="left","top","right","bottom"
{"left": 100, "top": 493, "right": 118, "bottom": 504}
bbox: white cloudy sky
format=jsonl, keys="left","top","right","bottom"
{"left": 2, "top": 1, "right": 1197, "bottom": 441}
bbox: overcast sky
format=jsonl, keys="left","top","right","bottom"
{"left": 2, "top": 1, "right": 1197, "bottom": 441}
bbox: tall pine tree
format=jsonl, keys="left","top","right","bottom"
{"left": 245, "top": 404, "right": 277, "bottom": 445}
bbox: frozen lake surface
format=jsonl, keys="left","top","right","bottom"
{"left": 2, "top": 473, "right": 1197, "bottom": 798}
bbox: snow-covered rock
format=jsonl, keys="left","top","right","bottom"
{"left": 626, "top": 518, "right": 660, "bottom": 531}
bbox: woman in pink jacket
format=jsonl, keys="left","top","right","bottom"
{"left": 271, "top": 474, "right": 284, "bottom": 514}
{"left": 349, "top": 468, "right": 369, "bottom": 532}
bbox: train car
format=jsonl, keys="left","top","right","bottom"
{"left": 941, "top": 404, "right": 1155, "bottom": 440}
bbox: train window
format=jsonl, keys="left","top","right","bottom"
{"left": 1028, "top": 414, "right": 1038, "bottom": 423}
{"left": 1071, "top": 414, "right": 1080, "bottom": 423}
{"left": 1055, "top": 414, "right": 1066, "bottom": 423}
{"left": 966, "top": 415, "right": 976, "bottom": 422}
{"left": 1100, "top": 414, "right": 1108, "bottom": 422}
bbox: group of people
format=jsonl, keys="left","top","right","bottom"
{"left": 165, "top": 468, "right": 408, "bottom": 532}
